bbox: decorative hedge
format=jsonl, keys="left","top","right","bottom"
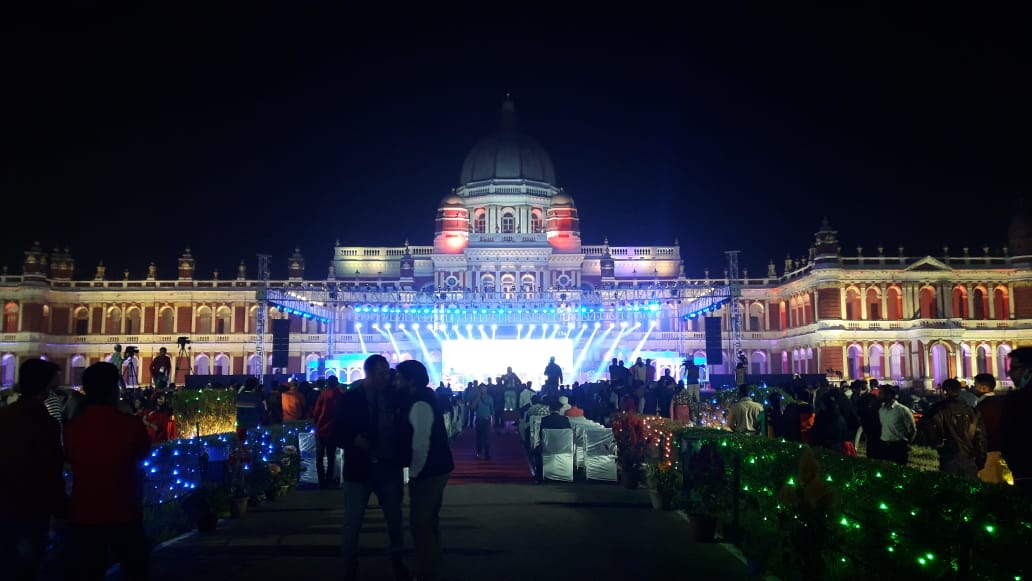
{"left": 614, "top": 413, "right": 1031, "bottom": 580}
{"left": 170, "top": 388, "right": 238, "bottom": 438}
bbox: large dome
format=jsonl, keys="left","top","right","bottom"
{"left": 459, "top": 99, "right": 557, "bottom": 186}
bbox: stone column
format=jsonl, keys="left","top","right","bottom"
{"left": 988, "top": 342, "right": 998, "bottom": 380}
{"left": 966, "top": 284, "right": 974, "bottom": 320}
{"left": 764, "top": 300, "right": 771, "bottom": 331}
{"left": 968, "top": 346, "right": 977, "bottom": 379}
{"left": 880, "top": 285, "right": 888, "bottom": 322}
{"left": 860, "top": 285, "right": 868, "bottom": 320}
{"left": 954, "top": 347, "right": 964, "bottom": 380}
{"left": 988, "top": 285, "right": 997, "bottom": 319}
{"left": 883, "top": 344, "right": 891, "bottom": 380}
{"left": 1008, "top": 284, "right": 1016, "bottom": 319}
{"left": 901, "top": 284, "right": 912, "bottom": 319}
{"left": 841, "top": 344, "right": 849, "bottom": 378}
{"left": 839, "top": 287, "right": 846, "bottom": 320}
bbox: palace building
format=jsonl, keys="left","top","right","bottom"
{"left": 2, "top": 100, "right": 1030, "bottom": 388}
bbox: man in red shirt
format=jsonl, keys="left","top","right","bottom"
{"left": 311, "top": 375, "right": 345, "bottom": 488}
{"left": 0, "top": 358, "right": 65, "bottom": 580}
{"left": 64, "top": 362, "right": 151, "bottom": 580}
{"left": 149, "top": 346, "right": 172, "bottom": 388}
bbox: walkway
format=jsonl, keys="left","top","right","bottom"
{"left": 144, "top": 427, "right": 755, "bottom": 581}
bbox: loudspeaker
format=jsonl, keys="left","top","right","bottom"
{"left": 704, "top": 317, "right": 723, "bottom": 364}
{"left": 271, "top": 319, "right": 290, "bottom": 368}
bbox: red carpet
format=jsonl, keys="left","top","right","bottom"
{"left": 448, "top": 424, "right": 533, "bottom": 485}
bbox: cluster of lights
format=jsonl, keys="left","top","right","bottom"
{"left": 352, "top": 302, "right": 664, "bottom": 315}
{"left": 142, "top": 423, "right": 311, "bottom": 507}
{"left": 272, "top": 304, "right": 330, "bottom": 323}
{"left": 613, "top": 413, "right": 1031, "bottom": 580}
{"left": 681, "top": 296, "right": 731, "bottom": 320}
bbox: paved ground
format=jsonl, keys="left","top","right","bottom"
{"left": 146, "top": 429, "right": 756, "bottom": 581}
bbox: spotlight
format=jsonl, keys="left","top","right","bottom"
{"left": 567, "top": 322, "right": 575, "bottom": 329}
{"left": 372, "top": 323, "right": 379, "bottom": 329}
{"left": 465, "top": 324, "right": 472, "bottom": 331}
{"left": 384, "top": 323, "right": 392, "bottom": 330}
{"left": 355, "top": 323, "right": 362, "bottom": 330}
{"left": 609, "top": 323, "right": 615, "bottom": 329}
{"left": 477, "top": 324, "right": 484, "bottom": 330}
{"left": 594, "top": 322, "right": 601, "bottom": 328}
{"left": 620, "top": 321, "right": 629, "bottom": 328}
{"left": 553, "top": 323, "right": 560, "bottom": 329}
{"left": 581, "top": 323, "right": 588, "bottom": 328}
{"left": 412, "top": 323, "right": 420, "bottom": 330}
{"left": 517, "top": 324, "right": 523, "bottom": 330}
{"left": 491, "top": 323, "right": 497, "bottom": 329}
{"left": 398, "top": 323, "right": 405, "bottom": 330}
{"left": 452, "top": 325, "right": 459, "bottom": 331}
{"left": 633, "top": 322, "right": 641, "bottom": 328}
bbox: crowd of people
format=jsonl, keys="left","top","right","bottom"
{"left": 718, "top": 347, "right": 1032, "bottom": 490}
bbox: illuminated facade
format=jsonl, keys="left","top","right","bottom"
{"left": 2, "top": 100, "right": 1030, "bottom": 388}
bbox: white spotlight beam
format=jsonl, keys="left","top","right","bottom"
{"left": 628, "top": 321, "right": 657, "bottom": 363}
{"left": 571, "top": 325, "right": 600, "bottom": 381}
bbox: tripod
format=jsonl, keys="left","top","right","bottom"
{"left": 175, "top": 345, "right": 192, "bottom": 386}
{"left": 123, "top": 355, "right": 139, "bottom": 394}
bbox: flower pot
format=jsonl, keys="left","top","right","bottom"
{"left": 688, "top": 513, "right": 717, "bottom": 542}
{"left": 196, "top": 512, "right": 218, "bottom": 533}
{"left": 231, "top": 497, "right": 249, "bottom": 519}
{"left": 648, "top": 490, "right": 674, "bottom": 510}
{"left": 620, "top": 469, "right": 640, "bottom": 489}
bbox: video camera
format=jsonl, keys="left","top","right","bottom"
{"left": 124, "top": 346, "right": 139, "bottom": 357}
{"left": 177, "top": 336, "right": 191, "bottom": 349}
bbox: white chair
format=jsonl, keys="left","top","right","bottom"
{"left": 584, "top": 428, "right": 618, "bottom": 482}
{"left": 572, "top": 424, "right": 587, "bottom": 469}
{"left": 530, "top": 415, "right": 544, "bottom": 449}
{"left": 298, "top": 432, "right": 319, "bottom": 484}
{"left": 541, "top": 428, "right": 575, "bottom": 482}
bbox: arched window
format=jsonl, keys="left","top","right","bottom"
{"left": 1, "top": 353, "right": 16, "bottom": 386}
{"left": 845, "top": 288, "right": 861, "bottom": 320}
{"left": 748, "top": 303, "right": 764, "bottom": 331}
{"left": 976, "top": 345, "right": 989, "bottom": 375}
{"left": 195, "top": 354, "right": 210, "bottom": 375}
{"left": 74, "top": 307, "right": 89, "bottom": 335}
{"left": 806, "top": 347, "right": 814, "bottom": 374}
{"left": 158, "top": 307, "right": 175, "bottom": 334}
{"left": 501, "top": 212, "right": 515, "bottom": 233}
{"left": 930, "top": 343, "right": 949, "bottom": 385}
{"left": 247, "top": 354, "right": 261, "bottom": 375}
{"left": 788, "top": 297, "right": 798, "bottom": 327}
{"left": 213, "top": 354, "right": 230, "bottom": 376}
{"left": 521, "top": 274, "right": 536, "bottom": 293}
{"left": 3, "top": 303, "right": 17, "bottom": 333}
{"left": 41, "top": 305, "right": 51, "bottom": 334}
{"left": 890, "top": 344, "right": 905, "bottom": 379}
{"left": 952, "top": 286, "right": 968, "bottom": 319}
{"left": 869, "top": 344, "right": 884, "bottom": 378}
{"left": 993, "top": 287, "right": 1009, "bottom": 320}
{"left": 215, "top": 306, "right": 232, "bottom": 334}
{"left": 866, "top": 288, "right": 881, "bottom": 320}
{"left": 998, "top": 344, "right": 1012, "bottom": 380}
{"left": 195, "top": 306, "right": 213, "bottom": 334}
{"left": 886, "top": 287, "right": 902, "bottom": 321}
{"left": 847, "top": 344, "right": 863, "bottom": 379}
{"left": 248, "top": 305, "right": 258, "bottom": 332}
{"left": 801, "top": 295, "right": 812, "bottom": 325}
{"left": 106, "top": 307, "right": 122, "bottom": 334}
{"left": 919, "top": 287, "right": 937, "bottom": 319}
{"left": 474, "top": 211, "right": 487, "bottom": 233}
{"left": 531, "top": 210, "right": 544, "bottom": 233}
{"left": 481, "top": 274, "right": 496, "bottom": 292}
{"left": 125, "top": 307, "right": 142, "bottom": 334}
{"left": 972, "top": 287, "right": 987, "bottom": 320}
{"left": 959, "top": 344, "right": 972, "bottom": 379}
{"left": 781, "top": 351, "right": 789, "bottom": 374}
{"left": 750, "top": 351, "right": 766, "bottom": 375}
{"left": 71, "top": 355, "right": 87, "bottom": 387}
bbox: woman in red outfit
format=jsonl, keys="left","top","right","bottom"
{"left": 143, "top": 391, "right": 172, "bottom": 444}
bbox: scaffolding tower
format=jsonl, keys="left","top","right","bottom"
{"left": 255, "top": 254, "right": 271, "bottom": 386}
{"left": 725, "top": 250, "right": 744, "bottom": 384}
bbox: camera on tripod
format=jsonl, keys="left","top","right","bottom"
{"left": 124, "top": 346, "right": 139, "bottom": 357}
{"left": 177, "top": 336, "right": 191, "bottom": 349}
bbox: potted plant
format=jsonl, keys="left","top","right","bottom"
{"left": 682, "top": 442, "right": 727, "bottom": 542}
{"left": 644, "top": 460, "right": 683, "bottom": 510}
{"left": 612, "top": 413, "right": 646, "bottom": 489}
{"left": 183, "top": 482, "right": 229, "bottom": 532}
{"left": 226, "top": 441, "right": 254, "bottom": 516}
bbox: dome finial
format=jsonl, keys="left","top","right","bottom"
{"left": 500, "top": 95, "right": 516, "bottom": 130}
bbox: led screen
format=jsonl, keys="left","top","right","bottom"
{"left": 441, "top": 338, "right": 573, "bottom": 387}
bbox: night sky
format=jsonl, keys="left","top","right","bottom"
{"left": 4, "top": 5, "right": 1026, "bottom": 279}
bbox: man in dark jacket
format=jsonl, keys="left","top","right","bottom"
{"left": 917, "top": 378, "right": 987, "bottom": 478}
{"left": 0, "top": 359, "right": 65, "bottom": 580}
{"left": 1002, "top": 347, "right": 1032, "bottom": 492}
{"left": 334, "top": 355, "right": 410, "bottom": 581}
{"left": 397, "top": 360, "right": 454, "bottom": 581}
